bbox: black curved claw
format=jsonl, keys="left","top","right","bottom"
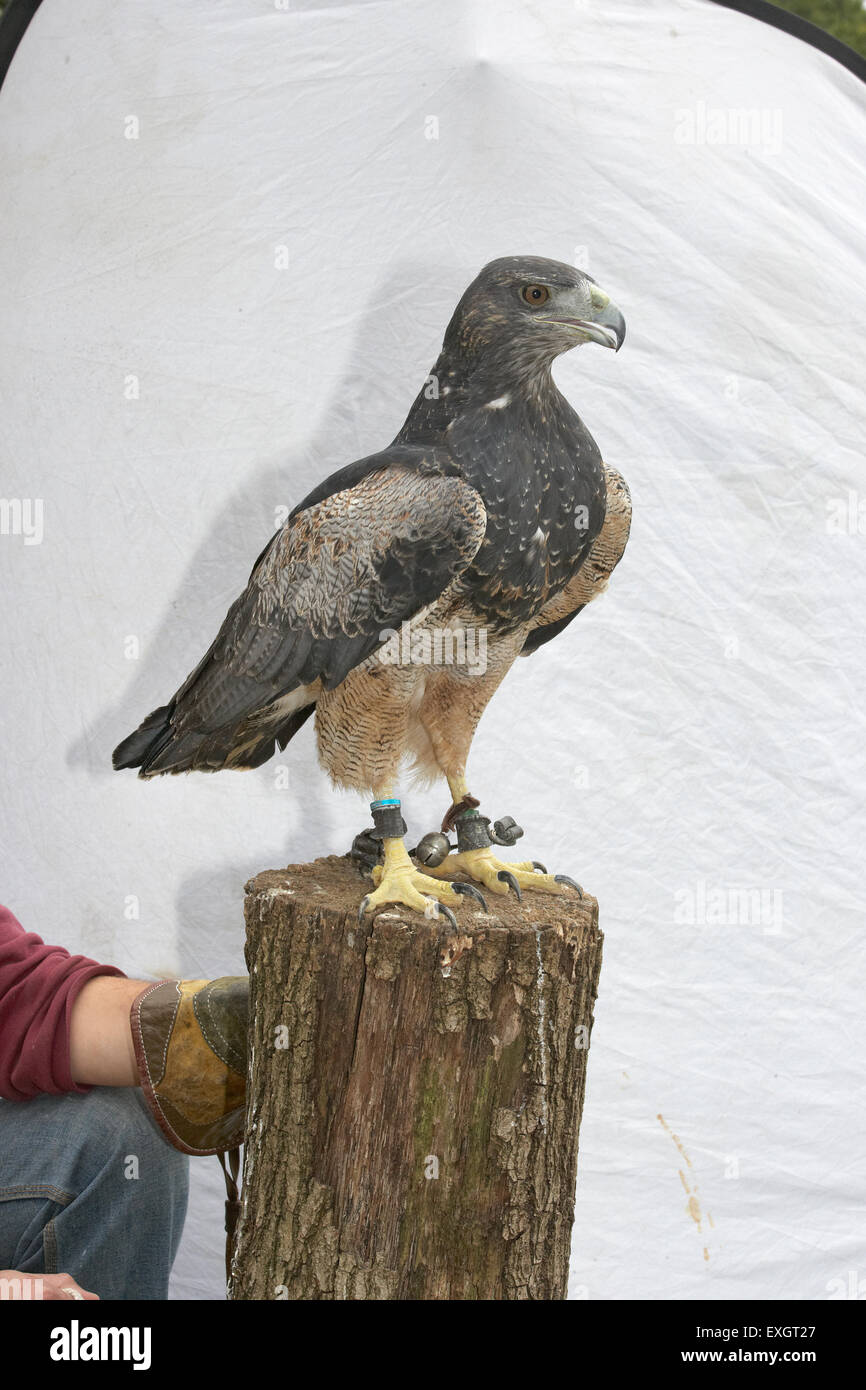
{"left": 451, "top": 881, "right": 488, "bottom": 912}
{"left": 497, "top": 870, "right": 523, "bottom": 901}
{"left": 435, "top": 902, "right": 459, "bottom": 930}
{"left": 554, "top": 874, "right": 584, "bottom": 899}
{"left": 531, "top": 860, "right": 547, "bottom": 874}
{"left": 358, "top": 895, "right": 371, "bottom": 923}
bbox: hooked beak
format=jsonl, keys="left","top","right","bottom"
{"left": 544, "top": 285, "right": 626, "bottom": 351}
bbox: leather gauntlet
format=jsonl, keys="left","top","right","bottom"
{"left": 130, "top": 977, "right": 248, "bottom": 1155}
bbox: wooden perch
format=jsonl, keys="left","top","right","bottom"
{"left": 229, "top": 854, "right": 602, "bottom": 1301}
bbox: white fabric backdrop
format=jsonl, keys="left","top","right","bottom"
{"left": 0, "top": 0, "right": 863, "bottom": 1301}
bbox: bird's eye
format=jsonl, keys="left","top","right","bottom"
{"left": 521, "top": 284, "right": 550, "bottom": 306}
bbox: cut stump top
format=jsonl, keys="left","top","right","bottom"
{"left": 246, "top": 854, "right": 600, "bottom": 944}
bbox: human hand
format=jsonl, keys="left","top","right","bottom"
{"left": 0, "top": 1270, "right": 99, "bottom": 1300}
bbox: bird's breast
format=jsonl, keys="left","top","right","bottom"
{"left": 453, "top": 418, "right": 607, "bottom": 628}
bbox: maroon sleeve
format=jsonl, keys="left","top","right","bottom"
{"left": 0, "top": 902, "right": 125, "bottom": 1101}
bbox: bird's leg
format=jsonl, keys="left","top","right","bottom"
{"left": 358, "top": 791, "right": 486, "bottom": 923}
{"left": 421, "top": 774, "right": 583, "bottom": 900}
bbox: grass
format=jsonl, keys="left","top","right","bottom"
{"left": 0, "top": 2, "right": 862, "bottom": 62}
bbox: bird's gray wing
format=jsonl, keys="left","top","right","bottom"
{"left": 113, "top": 451, "right": 486, "bottom": 775}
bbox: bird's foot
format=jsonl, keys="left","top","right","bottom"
{"left": 359, "top": 846, "right": 487, "bottom": 923}
{"left": 422, "top": 848, "right": 583, "bottom": 901}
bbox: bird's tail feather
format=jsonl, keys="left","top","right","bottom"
{"left": 112, "top": 705, "right": 172, "bottom": 771}
{"left": 112, "top": 700, "right": 316, "bottom": 776}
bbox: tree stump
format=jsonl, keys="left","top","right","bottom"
{"left": 229, "top": 854, "right": 603, "bottom": 1301}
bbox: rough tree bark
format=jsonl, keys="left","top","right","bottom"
{"left": 229, "top": 854, "right": 602, "bottom": 1301}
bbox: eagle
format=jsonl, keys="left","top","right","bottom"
{"left": 114, "top": 256, "right": 630, "bottom": 923}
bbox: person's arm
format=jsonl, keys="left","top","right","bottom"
{"left": 68, "top": 976, "right": 150, "bottom": 1086}
{"left": 0, "top": 903, "right": 127, "bottom": 1100}
{"left": 0, "top": 904, "right": 247, "bottom": 1153}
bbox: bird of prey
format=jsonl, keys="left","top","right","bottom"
{"left": 114, "top": 256, "right": 630, "bottom": 923}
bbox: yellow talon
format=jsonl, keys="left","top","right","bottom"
{"left": 422, "top": 847, "right": 581, "bottom": 898}
{"left": 359, "top": 837, "right": 461, "bottom": 918}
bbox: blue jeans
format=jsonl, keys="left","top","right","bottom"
{"left": 0, "top": 1087, "right": 189, "bottom": 1300}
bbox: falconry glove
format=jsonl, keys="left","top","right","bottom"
{"left": 130, "top": 976, "right": 248, "bottom": 1155}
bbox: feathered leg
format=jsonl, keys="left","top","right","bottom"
{"left": 416, "top": 669, "right": 583, "bottom": 900}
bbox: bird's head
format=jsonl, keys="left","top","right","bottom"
{"left": 441, "top": 255, "right": 625, "bottom": 388}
